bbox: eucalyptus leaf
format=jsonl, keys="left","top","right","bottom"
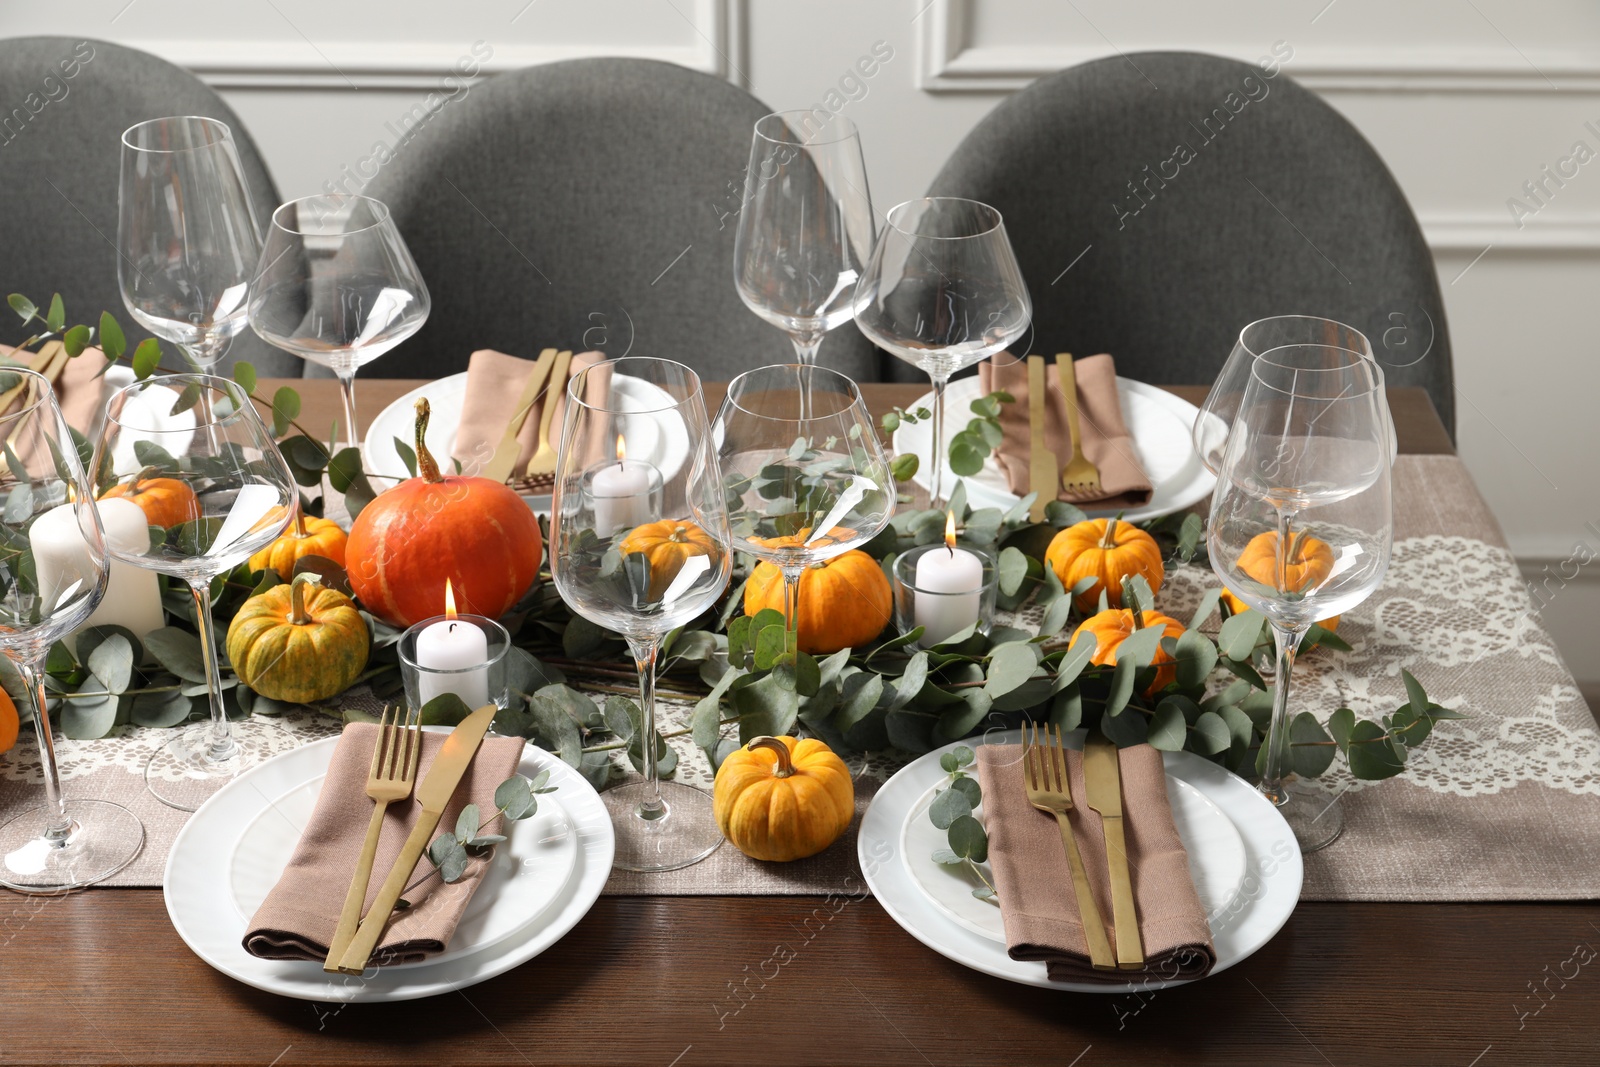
{"left": 1327, "top": 707, "right": 1357, "bottom": 755}
{"left": 1147, "top": 701, "right": 1188, "bottom": 751}
{"left": 1174, "top": 629, "right": 1218, "bottom": 690}
{"left": 947, "top": 814, "right": 988, "bottom": 863}
{"left": 930, "top": 848, "right": 963, "bottom": 866}
{"left": 984, "top": 642, "right": 1040, "bottom": 699}
{"left": 60, "top": 690, "right": 120, "bottom": 739}
{"left": 1346, "top": 718, "right": 1405, "bottom": 780}
{"left": 1218, "top": 610, "right": 1266, "bottom": 661}
{"left": 143, "top": 627, "right": 208, "bottom": 683}
{"left": 1188, "top": 587, "right": 1222, "bottom": 631}
{"left": 130, "top": 688, "right": 192, "bottom": 728}
{"left": 428, "top": 833, "right": 469, "bottom": 883}
{"left": 929, "top": 785, "right": 972, "bottom": 829}
{"left": 1104, "top": 656, "right": 1137, "bottom": 717}
{"left": 454, "top": 803, "right": 481, "bottom": 845}
{"left": 1191, "top": 710, "right": 1232, "bottom": 756}
{"left": 1288, "top": 712, "right": 1336, "bottom": 777}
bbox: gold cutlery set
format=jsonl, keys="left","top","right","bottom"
{"left": 1023, "top": 722, "right": 1143, "bottom": 970}
{"left": 481, "top": 346, "right": 570, "bottom": 490}
{"left": 1024, "top": 353, "right": 1103, "bottom": 522}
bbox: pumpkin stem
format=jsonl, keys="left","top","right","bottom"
{"left": 293, "top": 506, "right": 308, "bottom": 539}
{"left": 1099, "top": 516, "right": 1119, "bottom": 550}
{"left": 414, "top": 398, "right": 443, "bottom": 483}
{"left": 130, "top": 464, "right": 160, "bottom": 495}
{"left": 747, "top": 736, "right": 795, "bottom": 778}
{"left": 288, "top": 573, "right": 318, "bottom": 625}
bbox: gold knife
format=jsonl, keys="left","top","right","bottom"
{"left": 1026, "top": 355, "right": 1055, "bottom": 523}
{"left": 481, "top": 348, "right": 557, "bottom": 484}
{"left": 334, "top": 704, "right": 499, "bottom": 974}
{"left": 1083, "top": 735, "right": 1144, "bottom": 969}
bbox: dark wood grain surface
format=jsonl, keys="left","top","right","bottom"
{"left": 3, "top": 380, "right": 1532, "bottom": 1067}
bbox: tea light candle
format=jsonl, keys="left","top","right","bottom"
{"left": 414, "top": 580, "right": 489, "bottom": 708}
{"left": 914, "top": 512, "right": 984, "bottom": 646}
{"left": 591, "top": 434, "right": 656, "bottom": 537}
{"left": 30, "top": 498, "right": 164, "bottom": 654}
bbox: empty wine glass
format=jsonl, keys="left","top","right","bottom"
{"left": 1208, "top": 344, "right": 1393, "bottom": 852}
{"left": 854, "top": 198, "right": 1030, "bottom": 509}
{"left": 1193, "top": 315, "right": 1396, "bottom": 475}
{"left": 548, "top": 357, "right": 733, "bottom": 872}
{"left": 0, "top": 368, "right": 145, "bottom": 892}
{"left": 248, "top": 194, "right": 430, "bottom": 453}
{"left": 734, "top": 111, "right": 875, "bottom": 367}
{"left": 119, "top": 116, "right": 263, "bottom": 370}
{"left": 92, "top": 374, "right": 296, "bottom": 811}
{"left": 715, "top": 364, "right": 894, "bottom": 652}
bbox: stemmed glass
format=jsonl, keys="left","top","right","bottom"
{"left": 92, "top": 374, "right": 296, "bottom": 811}
{"left": 715, "top": 364, "right": 894, "bottom": 655}
{"left": 119, "top": 116, "right": 263, "bottom": 370}
{"left": 248, "top": 194, "right": 430, "bottom": 453}
{"left": 1193, "top": 314, "right": 1396, "bottom": 474}
{"left": 734, "top": 111, "right": 875, "bottom": 367}
{"left": 0, "top": 369, "right": 145, "bottom": 892}
{"left": 1208, "top": 344, "right": 1393, "bottom": 852}
{"left": 549, "top": 357, "right": 733, "bottom": 872}
{"left": 854, "top": 198, "right": 1030, "bottom": 509}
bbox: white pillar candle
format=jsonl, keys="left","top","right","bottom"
{"left": 414, "top": 586, "right": 490, "bottom": 708}
{"left": 30, "top": 498, "right": 165, "bottom": 655}
{"left": 913, "top": 513, "right": 984, "bottom": 646}
{"left": 590, "top": 436, "right": 657, "bottom": 538}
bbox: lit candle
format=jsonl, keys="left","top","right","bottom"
{"left": 591, "top": 434, "right": 655, "bottom": 537}
{"left": 414, "top": 580, "right": 490, "bottom": 708}
{"left": 29, "top": 498, "right": 164, "bottom": 655}
{"left": 914, "top": 511, "right": 984, "bottom": 646}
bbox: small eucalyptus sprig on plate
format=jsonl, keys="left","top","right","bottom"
{"left": 927, "top": 745, "right": 998, "bottom": 904}
{"left": 399, "top": 771, "right": 559, "bottom": 903}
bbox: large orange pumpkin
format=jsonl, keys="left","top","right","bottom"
{"left": 744, "top": 549, "right": 891, "bottom": 655}
{"left": 346, "top": 399, "right": 542, "bottom": 627}
{"left": 100, "top": 466, "right": 200, "bottom": 529}
{"left": 618, "top": 520, "right": 718, "bottom": 599}
{"left": 1045, "top": 518, "right": 1165, "bottom": 611}
{"left": 1069, "top": 607, "right": 1186, "bottom": 695}
{"left": 248, "top": 507, "right": 348, "bottom": 580}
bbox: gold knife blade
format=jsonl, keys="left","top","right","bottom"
{"left": 481, "top": 348, "right": 558, "bottom": 484}
{"left": 1084, "top": 735, "right": 1144, "bottom": 969}
{"left": 334, "top": 704, "right": 499, "bottom": 974}
{"left": 1026, "top": 355, "right": 1054, "bottom": 523}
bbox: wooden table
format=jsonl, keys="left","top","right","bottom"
{"left": 7, "top": 381, "right": 1587, "bottom": 1067}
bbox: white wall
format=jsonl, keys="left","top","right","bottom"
{"left": 5, "top": 0, "right": 1597, "bottom": 691}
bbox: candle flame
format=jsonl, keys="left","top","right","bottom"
{"left": 944, "top": 510, "right": 958, "bottom": 551}
{"left": 443, "top": 578, "right": 458, "bottom": 620}
{"left": 616, "top": 433, "right": 627, "bottom": 465}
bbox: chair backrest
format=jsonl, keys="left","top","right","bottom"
{"left": 360, "top": 56, "right": 881, "bottom": 383}
{"left": 0, "top": 36, "right": 292, "bottom": 377}
{"left": 927, "top": 50, "right": 1454, "bottom": 436}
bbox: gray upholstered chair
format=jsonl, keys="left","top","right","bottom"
{"left": 360, "top": 57, "right": 882, "bottom": 383}
{"left": 926, "top": 51, "right": 1454, "bottom": 436}
{"left": 0, "top": 36, "right": 294, "bottom": 376}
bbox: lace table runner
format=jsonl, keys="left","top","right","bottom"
{"left": 1, "top": 456, "right": 1595, "bottom": 900}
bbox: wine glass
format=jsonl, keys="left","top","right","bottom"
{"left": 248, "top": 194, "right": 430, "bottom": 453}
{"left": 119, "top": 116, "right": 263, "bottom": 370}
{"left": 548, "top": 357, "right": 733, "bottom": 872}
{"left": 0, "top": 368, "right": 146, "bottom": 892}
{"left": 1193, "top": 315, "right": 1397, "bottom": 475}
{"left": 715, "top": 363, "right": 894, "bottom": 652}
{"left": 1208, "top": 343, "right": 1393, "bottom": 852}
{"left": 733, "top": 111, "right": 875, "bottom": 367}
{"left": 92, "top": 374, "right": 296, "bottom": 811}
{"left": 854, "top": 198, "right": 1030, "bottom": 509}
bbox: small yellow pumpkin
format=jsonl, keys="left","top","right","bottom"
{"left": 618, "top": 519, "right": 717, "bottom": 598}
{"left": 1069, "top": 607, "right": 1186, "bottom": 696}
{"left": 227, "top": 575, "right": 369, "bottom": 704}
{"left": 248, "top": 507, "right": 349, "bottom": 580}
{"left": 743, "top": 549, "right": 892, "bottom": 655}
{"left": 713, "top": 735, "right": 854, "bottom": 861}
{"left": 1045, "top": 518, "right": 1165, "bottom": 611}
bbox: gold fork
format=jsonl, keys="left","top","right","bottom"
{"left": 523, "top": 348, "right": 573, "bottom": 482}
{"left": 323, "top": 707, "right": 422, "bottom": 973}
{"left": 1055, "top": 353, "right": 1102, "bottom": 496}
{"left": 1023, "top": 720, "right": 1115, "bottom": 970}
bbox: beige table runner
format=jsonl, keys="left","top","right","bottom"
{"left": 1, "top": 455, "right": 1596, "bottom": 900}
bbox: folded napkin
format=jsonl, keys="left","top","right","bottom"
{"left": 975, "top": 742, "right": 1216, "bottom": 984}
{"left": 977, "top": 353, "right": 1152, "bottom": 509}
{"left": 0, "top": 341, "right": 110, "bottom": 433}
{"left": 243, "top": 723, "right": 525, "bottom": 966}
{"left": 451, "top": 348, "right": 605, "bottom": 479}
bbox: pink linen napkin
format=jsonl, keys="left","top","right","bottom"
{"left": 0, "top": 341, "right": 110, "bottom": 433}
{"left": 450, "top": 348, "right": 605, "bottom": 479}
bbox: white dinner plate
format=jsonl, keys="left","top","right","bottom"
{"left": 362, "top": 371, "right": 689, "bottom": 498}
{"left": 860, "top": 730, "right": 1301, "bottom": 993}
{"left": 165, "top": 730, "right": 615, "bottom": 1002}
{"left": 892, "top": 377, "right": 1216, "bottom": 522}
{"left": 899, "top": 773, "right": 1247, "bottom": 944}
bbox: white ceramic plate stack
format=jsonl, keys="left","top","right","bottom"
{"left": 859, "top": 730, "right": 1301, "bottom": 992}
{"left": 891, "top": 377, "right": 1216, "bottom": 523}
{"left": 165, "top": 731, "right": 615, "bottom": 1002}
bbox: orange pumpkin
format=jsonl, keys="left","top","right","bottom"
{"left": 248, "top": 507, "right": 349, "bottom": 580}
{"left": 619, "top": 520, "right": 717, "bottom": 599}
{"left": 1219, "top": 589, "right": 1341, "bottom": 633}
{"left": 744, "top": 549, "right": 891, "bottom": 655}
{"left": 346, "top": 399, "right": 542, "bottom": 627}
{"left": 1045, "top": 518, "right": 1165, "bottom": 611}
{"left": 1236, "top": 529, "right": 1334, "bottom": 594}
{"left": 100, "top": 466, "right": 200, "bottom": 529}
{"left": 0, "top": 686, "right": 16, "bottom": 755}
{"left": 713, "top": 736, "right": 854, "bottom": 861}
{"left": 1069, "top": 607, "right": 1186, "bottom": 695}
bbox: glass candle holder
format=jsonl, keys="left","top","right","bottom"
{"left": 893, "top": 543, "right": 998, "bottom": 647}
{"left": 398, "top": 613, "right": 511, "bottom": 712}
{"left": 580, "top": 457, "right": 664, "bottom": 539}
